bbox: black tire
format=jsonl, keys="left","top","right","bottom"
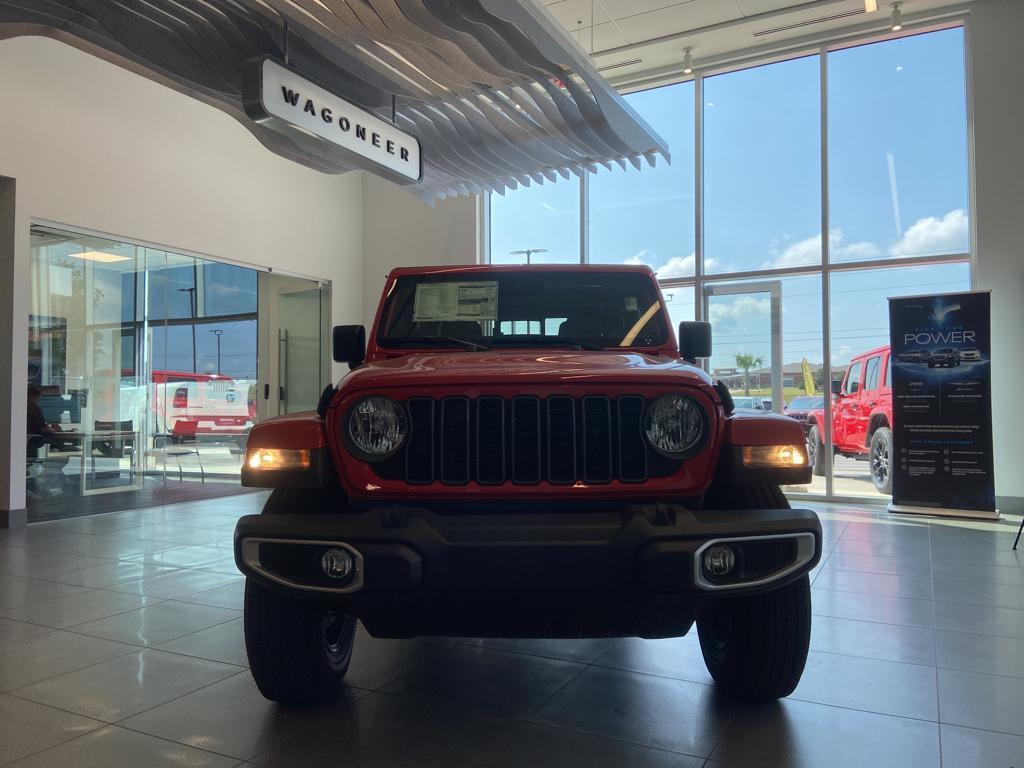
{"left": 696, "top": 484, "right": 812, "bottom": 702}
{"left": 807, "top": 424, "right": 826, "bottom": 477}
{"left": 869, "top": 426, "right": 893, "bottom": 495}
{"left": 244, "top": 579, "right": 356, "bottom": 705}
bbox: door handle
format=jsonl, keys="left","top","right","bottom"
{"left": 279, "top": 386, "right": 285, "bottom": 402}
{"left": 263, "top": 384, "right": 270, "bottom": 400}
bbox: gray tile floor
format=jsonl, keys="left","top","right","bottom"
{"left": 1, "top": 493, "right": 1022, "bottom": 767}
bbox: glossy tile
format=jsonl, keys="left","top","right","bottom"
{"left": 106, "top": 569, "right": 241, "bottom": 600}
{"left": 0, "top": 616, "right": 51, "bottom": 646}
{"left": 814, "top": 568, "right": 933, "bottom": 600}
{"left": 14, "top": 648, "right": 242, "bottom": 721}
{"left": 709, "top": 697, "right": 940, "bottom": 768}
{"left": 825, "top": 552, "right": 932, "bottom": 577}
{"left": 0, "top": 693, "right": 103, "bottom": 764}
{"left": 256, "top": 692, "right": 506, "bottom": 768}
{"left": 0, "top": 630, "right": 137, "bottom": 691}
{"left": 120, "top": 671, "right": 367, "bottom": 761}
{"left": 176, "top": 579, "right": 246, "bottom": 610}
{"left": 69, "top": 600, "right": 240, "bottom": 647}
{"left": 933, "top": 599, "right": 1024, "bottom": 639}
{"left": 591, "top": 634, "right": 714, "bottom": 685}
{"left": 156, "top": 617, "right": 248, "bottom": 666}
{"left": 937, "top": 667, "right": 1024, "bottom": 736}
{"left": 939, "top": 724, "right": 1024, "bottom": 767}
{"left": 4, "top": 724, "right": 238, "bottom": 768}
{"left": 792, "top": 651, "right": 938, "bottom": 721}
{"left": 464, "top": 721, "right": 703, "bottom": 768}
{"left": 809, "top": 615, "right": 936, "bottom": 665}
{"left": 1, "top": 587, "right": 151, "bottom": 629}
{"left": 381, "top": 643, "right": 584, "bottom": 718}
{"left": 811, "top": 587, "right": 935, "bottom": 628}
{"left": 465, "top": 636, "right": 620, "bottom": 664}
{"left": 528, "top": 666, "right": 733, "bottom": 757}
{"left": 932, "top": 575, "right": 1024, "bottom": 609}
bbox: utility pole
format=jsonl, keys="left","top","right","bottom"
{"left": 178, "top": 286, "right": 197, "bottom": 373}
{"left": 209, "top": 329, "right": 223, "bottom": 374}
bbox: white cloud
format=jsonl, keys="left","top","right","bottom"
{"left": 762, "top": 229, "right": 881, "bottom": 269}
{"left": 708, "top": 295, "right": 770, "bottom": 324}
{"left": 890, "top": 209, "right": 968, "bottom": 257}
{"left": 657, "top": 253, "right": 697, "bottom": 278}
{"left": 623, "top": 250, "right": 650, "bottom": 267}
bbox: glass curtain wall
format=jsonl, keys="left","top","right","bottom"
{"left": 26, "top": 226, "right": 323, "bottom": 521}
{"left": 486, "top": 25, "right": 972, "bottom": 501}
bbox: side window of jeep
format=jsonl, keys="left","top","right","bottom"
{"left": 864, "top": 356, "right": 881, "bottom": 392}
{"left": 846, "top": 361, "right": 863, "bottom": 395}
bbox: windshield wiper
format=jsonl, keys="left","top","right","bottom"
{"left": 384, "top": 336, "right": 490, "bottom": 352}
{"left": 490, "top": 336, "right": 603, "bottom": 351}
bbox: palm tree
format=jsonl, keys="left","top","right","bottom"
{"left": 735, "top": 353, "right": 764, "bottom": 396}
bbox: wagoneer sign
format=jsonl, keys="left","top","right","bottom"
{"left": 243, "top": 58, "right": 422, "bottom": 183}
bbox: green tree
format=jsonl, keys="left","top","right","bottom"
{"left": 735, "top": 353, "right": 764, "bottom": 396}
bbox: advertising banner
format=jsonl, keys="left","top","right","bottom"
{"left": 888, "top": 291, "right": 997, "bottom": 519}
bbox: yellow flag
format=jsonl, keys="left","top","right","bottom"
{"left": 801, "top": 358, "right": 815, "bottom": 395}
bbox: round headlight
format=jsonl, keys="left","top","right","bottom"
{"left": 346, "top": 397, "right": 407, "bottom": 460}
{"left": 644, "top": 394, "right": 706, "bottom": 458}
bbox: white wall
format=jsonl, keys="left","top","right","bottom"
{"left": 969, "top": 0, "right": 1024, "bottom": 510}
{"left": 0, "top": 35, "right": 364, "bottom": 516}
{"left": 361, "top": 173, "right": 479, "bottom": 328}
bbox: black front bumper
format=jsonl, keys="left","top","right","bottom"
{"left": 234, "top": 503, "right": 821, "bottom": 639}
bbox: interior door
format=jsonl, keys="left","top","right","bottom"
{"left": 258, "top": 273, "right": 328, "bottom": 419}
{"left": 835, "top": 360, "right": 863, "bottom": 450}
{"left": 703, "top": 280, "right": 784, "bottom": 414}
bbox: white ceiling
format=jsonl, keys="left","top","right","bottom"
{"left": 536, "top": 0, "right": 970, "bottom": 87}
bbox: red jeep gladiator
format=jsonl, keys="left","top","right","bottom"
{"left": 234, "top": 264, "right": 821, "bottom": 705}
{"left": 806, "top": 345, "right": 894, "bottom": 493}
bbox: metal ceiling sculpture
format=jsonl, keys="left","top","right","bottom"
{"left": 0, "top": 0, "right": 668, "bottom": 201}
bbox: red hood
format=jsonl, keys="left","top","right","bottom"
{"left": 339, "top": 351, "right": 713, "bottom": 391}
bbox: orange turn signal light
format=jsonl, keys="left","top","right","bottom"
{"left": 245, "top": 448, "right": 311, "bottom": 471}
{"left": 741, "top": 444, "right": 808, "bottom": 468}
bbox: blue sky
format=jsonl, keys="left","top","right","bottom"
{"left": 491, "top": 28, "right": 971, "bottom": 372}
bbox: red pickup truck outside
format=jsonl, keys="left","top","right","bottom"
{"left": 806, "top": 345, "right": 894, "bottom": 493}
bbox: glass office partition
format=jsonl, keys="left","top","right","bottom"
{"left": 27, "top": 225, "right": 326, "bottom": 521}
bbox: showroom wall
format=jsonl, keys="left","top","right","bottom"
{"left": 360, "top": 173, "right": 478, "bottom": 328}
{"left": 0, "top": 35, "right": 363, "bottom": 519}
{"left": 970, "top": 0, "right": 1024, "bottom": 511}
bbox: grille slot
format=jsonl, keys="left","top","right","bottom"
{"left": 399, "top": 395, "right": 677, "bottom": 485}
{"left": 476, "top": 396, "right": 505, "bottom": 484}
{"left": 440, "top": 397, "right": 470, "bottom": 484}
{"left": 511, "top": 396, "right": 542, "bottom": 483}
{"left": 405, "top": 398, "right": 434, "bottom": 484}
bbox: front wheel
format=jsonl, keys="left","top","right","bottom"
{"left": 869, "top": 426, "right": 893, "bottom": 495}
{"left": 697, "top": 574, "right": 812, "bottom": 702}
{"left": 807, "top": 424, "right": 826, "bottom": 477}
{"left": 244, "top": 579, "right": 356, "bottom": 704}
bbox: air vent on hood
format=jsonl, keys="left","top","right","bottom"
{"left": 753, "top": 8, "right": 864, "bottom": 37}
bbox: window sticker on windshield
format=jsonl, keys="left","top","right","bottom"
{"left": 624, "top": 297, "right": 638, "bottom": 311}
{"left": 413, "top": 282, "right": 499, "bottom": 322}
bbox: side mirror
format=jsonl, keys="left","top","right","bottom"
{"left": 678, "top": 321, "right": 712, "bottom": 362}
{"left": 333, "top": 325, "right": 366, "bottom": 368}
{"left": 831, "top": 379, "right": 842, "bottom": 396}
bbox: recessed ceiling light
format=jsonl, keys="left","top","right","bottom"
{"left": 682, "top": 48, "right": 694, "bottom": 75}
{"left": 864, "top": 0, "right": 879, "bottom": 12}
{"left": 70, "top": 251, "right": 132, "bottom": 263}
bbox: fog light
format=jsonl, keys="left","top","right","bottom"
{"left": 321, "top": 548, "right": 354, "bottom": 580}
{"left": 703, "top": 545, "right": 736, "bottom": 578}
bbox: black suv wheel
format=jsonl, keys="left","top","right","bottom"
{"left": 244, "top": 579, "right": 356, "bottom": 704}
{"left": 807, "top": 425, "right": 826, "bottom": 477}
{"left": 696, "top": 484, "right": 812, "bottom": 702}
{"left": 869, "top": 426, "right": 893, "bottom": 495}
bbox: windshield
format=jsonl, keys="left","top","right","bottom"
{"left": 376, "top": 271, "right": 669, "bottom": 350}
{"left": 789, "top": 396, "right": 822, "bottom": 409}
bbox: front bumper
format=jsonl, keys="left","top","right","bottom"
{"left": 234, "top": 503, "right": 821, "bottom": 639}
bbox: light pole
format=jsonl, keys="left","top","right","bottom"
{"left": 209, "top": 329, "right": 223, "bottom": 374}
{"left": 509, "top": 248, "right": 548, "bottom": 264}
{"left": 177, "top": 287, "right": 196, "bottom": 373}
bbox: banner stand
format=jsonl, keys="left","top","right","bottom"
{"left": 888, "top": 503, "right": 1000, "bottom": 521}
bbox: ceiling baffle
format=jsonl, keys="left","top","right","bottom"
{"left": 0, "top": 0, "right": 669, "bottom": 201}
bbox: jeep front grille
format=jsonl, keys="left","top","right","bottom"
{"left": 394, "top": 395, "right": 674, "bottom": 486}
